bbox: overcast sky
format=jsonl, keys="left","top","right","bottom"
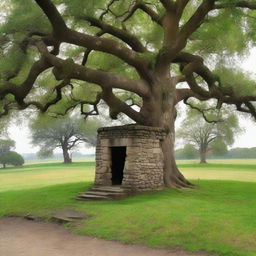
{"left": 7, "top": 49, "right": 256, "bottom": 154}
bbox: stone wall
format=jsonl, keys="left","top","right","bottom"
{"left": 95, "top": 125, "right": 166, "bottom": 192}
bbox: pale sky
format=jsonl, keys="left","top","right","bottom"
{"left": 7, "top": 49, "right": 256, "bottom": 154}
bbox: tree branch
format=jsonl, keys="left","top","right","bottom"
{"left": 101, "top": 88, "right": 144, "bottom": 123}
{"left": 159, "top": 0, "right": 175, "bottom": 11}
{"left": 176, "top": 0, "right": 190, "bottom": 17}
{"left": 34, "top": 0, "right": 150, "bottom": 77}
{"left": 81, "top": 16, "right": 146, "bottom": 52}
{"left": 178, "top": 0, "right": 215, "bottom": 45}
{"left": 34, "top": 0, "right": 68, "bottom": 38}
{"left": 35, "top": 41, "right": 149, "bottom": 97}
{"left": 0, "top": 58, "right": 52, "bottom": 104}
{"left": 183, "top": 98, "right": 222, "bottom": 124}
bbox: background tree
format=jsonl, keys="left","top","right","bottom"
{"left": 175, "top": 144, "right": 198, "bottom": 160}
{"left": 2, "top": 0, "right": 256, "bottom": 187}
{"left": 0, "top": 151, "right": 24, "bottom": 168}
{"left": 0, "top": 139, "right": 24, "bottom": 168}
{"left": 30, "top": 115, "right": 101, "bottom": 163}
{"left": 177, "top": 109, "right": 242, "bottom": 163}
{"left": 0, "top": 139, "right": 15, "bottom": 155}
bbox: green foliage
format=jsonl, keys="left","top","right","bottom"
{"left": 0, "top": 139, "right": 15, "bottom": 154}
{"left": 186, "top": 8, "right": 247, "bottom": 56}
{"left": 0, "top": 0, "right": 50, "bottom": 35}
{"left": 175, "top": 144, "right": 198, "bottom": 159}
{"left": 0, "top": 151, "right": 24, "bottom": 167}
{"left": 214, "top": 66, "right": 256, "bottom": 97}
{"left": 210, "top": 139, "right": 228, "bottom": 156}
{"left": 0, "top": 45, "right": 27, "bottom": 79}
{"left": 1, "top": 0, "right": 256, "bottom": 135}
{"left": 37, "top": 148, "right": 54, "bottom": 159}
{"left": 59, "top": 0, "right": 106, "bottom": 18}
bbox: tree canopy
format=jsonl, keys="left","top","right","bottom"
{"left": 0, "top": 151, "right": 24, "bottom": 168}
{"left": 0, "top": 139, "right": 15, "bottom": 154}
{"left": 1, "top": 0, "right": 256, "bottom": 187}
{"left": 0, "top": 139, "right": 24, "bottom": 168}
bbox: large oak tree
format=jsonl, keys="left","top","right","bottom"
{"left": 1, "top": 0, "right": 256, "bottom": 187}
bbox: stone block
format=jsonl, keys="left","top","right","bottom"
{"left": 100, "top": 139, "right": 109, "bottom": 147}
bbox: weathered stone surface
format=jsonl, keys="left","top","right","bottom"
{"left": 94, "top": 124, "right": 166, "bottom": 192}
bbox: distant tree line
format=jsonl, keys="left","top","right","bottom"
{"left": 175, "top": 146, "right": 256, "bottom": 160}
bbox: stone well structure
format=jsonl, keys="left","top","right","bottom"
{"left": 95, "top": 125, "right": 166, "bottom": 192}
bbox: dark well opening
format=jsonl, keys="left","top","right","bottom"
{"left": 111, "top": 146, "right": 126, "bottom": 185}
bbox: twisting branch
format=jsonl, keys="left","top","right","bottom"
{"left": 176, "top": 0, "right": 190, "bottom": 17}
{"left": 70, "top": 89, "right": 102, "bottom": 119}
{"left": 34, "top": 0, "right": 150, "bottom": 77}
{"left": 34, "top": 0, "right": 68, "bottom": 38}
{"left": 100, "top": 0, "right": 120, "bottom": 20}
{"left": 0, "top": 57, "right": 52, "bottom": 103}
{"left": 174, "top": 51, "right": 256, "bottom": 121}
{"left": 23, "top": 79, "right": 71, "bottom": 112}
{"left": 81, "top": 31, "right": 105, "bottom": 66}
{"left": 81, "top": 102, "right": 100, "bottom": 119}
{"left": 178, "top": 0, "right": 215, "bottom": 44}
{"left": 35, "top": 40, "right": 150, "bottom": 97}
{"left": 81, "top": 16, "right": 146, "bottom": 52}
{"left": 101, "top": 88, "right": 144, "bottom": 123}
{"left": 184, "top": 98, "right": 222, "bottom": 124}
{"left": 123, "top": 1, "right": 162, "bottom": 25}
{"left": 159, "top": 0, "right": 175, "bottom": 11}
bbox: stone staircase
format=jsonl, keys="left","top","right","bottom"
{"left": 76, "top": 186, "right": 128, "bottom": 201}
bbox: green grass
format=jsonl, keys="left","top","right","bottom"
{"left": 0, "top": 162, "right": 95, "bottom": 192}
{"left": 1, "top": 160, "right": 256, "bottom": 256}
{"left": 1, "top": 180, "right": 256, "bottom": 256}
{"left": 178, "top": 163, "right": 256, "bottom": 183}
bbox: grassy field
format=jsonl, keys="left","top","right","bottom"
{"left": 1, "top": 159, "right": 256, "bottom": 256}
{"left": 0, "top": 162, "right": 95, "bottom": 192}
{"left": 2, "top": 159, "right": 256, "bottom": 191}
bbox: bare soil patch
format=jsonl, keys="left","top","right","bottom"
{"left": 0, "top": 217, "right": 208, "bottom": 256}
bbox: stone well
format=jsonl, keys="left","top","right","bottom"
{"left": 94, "top": 125, "right": 166, "bottom": 192}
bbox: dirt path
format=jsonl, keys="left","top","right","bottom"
{"left": 0, "top": 218, "right": 207, "bottom": 256}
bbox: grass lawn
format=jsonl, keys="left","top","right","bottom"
{"left": 1, "top": 160, "right": 256, "bottom": 256}
{"left": 0, "top": 162, "right": 95, "bottom": 192}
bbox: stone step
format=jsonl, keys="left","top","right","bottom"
{"left": 91, "top": 186, "right": 125, "bottom": 193}
{"left": 76, "top": 186, "right": 129, "bottom": 201}
{"left": 85, "top": 191, "right": 124, "bottom": 197}
{"left": 76, "top": 194, "right": 111, "bottom": 201}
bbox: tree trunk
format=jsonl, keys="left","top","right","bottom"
{"left": 62, "top": 145, "right": 72, "bottom": 164}
{"left": 140, "top": 80, "right": 193, "bottom": 188}
{"left": 199, "top": 146, "right": 207, "bottom": 164}
{"left": 3, "top": 163, "right": 6, "bottom": 168}
{"left": 162, "top": 133, "right": 193, "bottom": 188}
